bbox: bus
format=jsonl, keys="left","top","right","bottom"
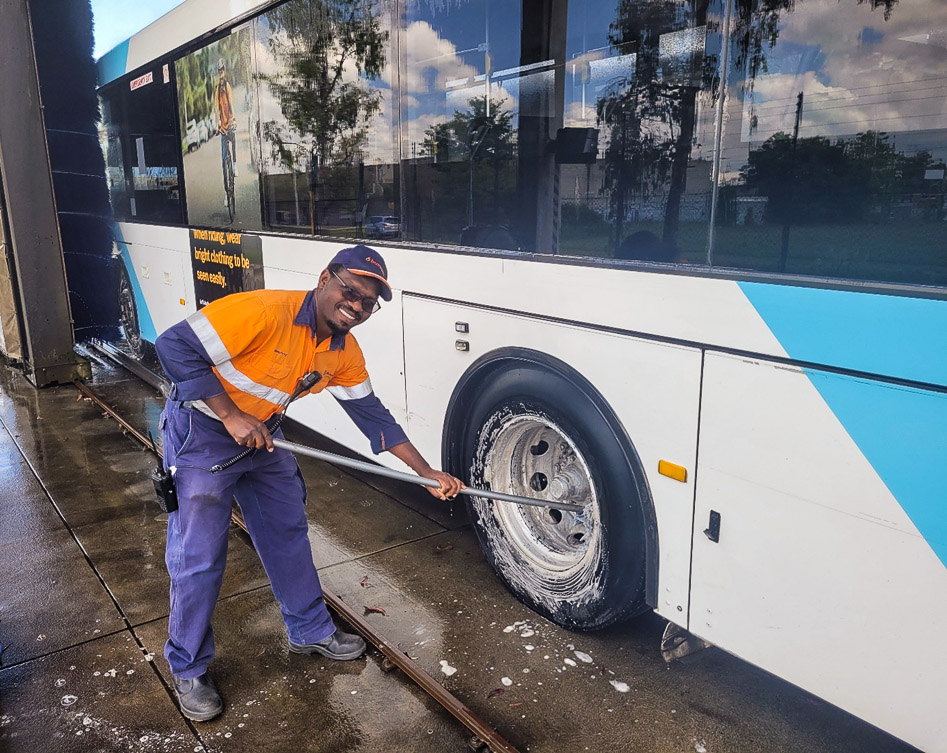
{"left": 96, "top": 1, "right": 946, "bottom": 750}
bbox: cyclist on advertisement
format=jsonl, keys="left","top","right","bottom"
{"left": 215, "top": 58, "right": 238, "bottom": 207}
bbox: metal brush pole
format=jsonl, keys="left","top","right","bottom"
{"left": 272, "top": 438, "right": 584, "bottom": 513}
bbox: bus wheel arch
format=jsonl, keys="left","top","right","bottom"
{"left": 443, "top": 348, "right": 658, "bottom": 630}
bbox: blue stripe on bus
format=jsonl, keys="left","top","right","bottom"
{"left": 97, "top": 40, "right": 130, "bottom": 87}
{"left": 737, "top": 282, "right": 947, "bottom": 388}
{"left": 805, "top": 369, "right": 947, "bottom": 568}
{"left": 114, "top": 225, "right": 157, "bottom": 343}
{"left": 738, "top": 282, "right": 947, "bottom": 567}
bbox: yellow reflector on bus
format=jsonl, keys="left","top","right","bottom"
{"left": 180, "top": 298, "right": 186, "bottom": 305}
{"left": 658, "top": 460, "right": 687, "bottom": 483}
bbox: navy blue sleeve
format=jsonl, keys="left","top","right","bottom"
{"left": 335, "top": 393, "right": 408, "bottom": 454}
{"left": 154, "top": 319, "right": 225, "bottom": 401}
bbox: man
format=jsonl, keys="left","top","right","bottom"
{"left": 154, "top": 245, "right": 464, "bottom": 722}
{"left": 215, "top": 58, "right": 237, "bottom": 181}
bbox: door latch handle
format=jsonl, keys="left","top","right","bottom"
{"left": 703, "top": 510, "right": 721, "bottom": 543}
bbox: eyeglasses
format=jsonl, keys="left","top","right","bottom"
{"left": 331, "top": 270, "right": 381, "bottom": 314}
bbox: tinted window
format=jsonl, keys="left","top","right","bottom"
{"left": 100, "top": 68, "right": 183, "bottom": 224}
{"left": 563, "top": 0, "right": 723, "bottom": 263}
{"left": 716, "top": 0, "right": 947, "bottom": 286}
{"left": 254, "top": 0, "right": 396, "bottom": 236}
{"left": 401, "top": 1, "right": 522, "bottom": 249}
{"left": 99, "top": 91, "right": 129, "bottom": 217}
{"left": 116, "top": 0, "right": 947, "bottom": 288}
{"left": 399, "top": 0, "right": 724, "bottom": 261}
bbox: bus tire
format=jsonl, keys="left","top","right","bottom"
{"left": 461, "top": 364, "right": 649, "bottom": 630}
{"left": 118, "top": 265, "right": 143, "bottom": 358}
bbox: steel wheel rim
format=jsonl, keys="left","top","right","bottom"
{"left": 479, "top": 413, "right": 599, "bottom": 574}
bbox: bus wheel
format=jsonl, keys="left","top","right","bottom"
{"left": 118, "top": 266, "right": 142, "bottom": 358}
{"left": 463, "top": 366, "right": 648, "bottom": 630}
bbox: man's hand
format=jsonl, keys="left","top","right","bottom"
{"left": 419, "top": 469, "right": 465, "bottom": 501}
{"left": 387, "top": 441, "right": 465, "bottom": 500}
{"left": 222, "top": 411, "right": 274, "bottom": 451}
{"left": 203, "top": 393, "right": 274, "bottom": 451}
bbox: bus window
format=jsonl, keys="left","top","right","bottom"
{"left": 400, "top": 0, "right": 724, "bottom": 262}
{"left": 100, "top": 70, "right": 183, "bottom": 224}
{"left": 254, "top": 0, "right": 397, "bottom": 238}
{"left": 401, "top": 1, "right": 521, "bottom": 250}
{"left": 715, "top": 0, "right": 947, "bottom": 287}
{"left": 564, "top": 0, "right": 723, "bottom": 264}
{"left": 99, "top": 92, "right": 130, "bottom": 219}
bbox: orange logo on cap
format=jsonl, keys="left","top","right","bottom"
{"left": 365, "top": 256, "right": 384, "bottom": 274}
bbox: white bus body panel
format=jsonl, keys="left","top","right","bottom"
{"left": 118, "top": 227, "right": 791, "bottom": 369}
{"left": 383, "top": 249, "right": 788, "bottom": 361}
{"left": 401, "top": 295, "right": 703, "bottom": 621}
{"left": 121, "top": 1, "right": 270, "bottom": 75}
{"left": 115, "top": 224, "right": 191, "bottom": 337}
{"left": 692, "top": 351, "right": 947, "bottom": 753}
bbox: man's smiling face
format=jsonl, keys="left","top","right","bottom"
{"left": 316, "top": 267, "right": 381, "bottom": 336}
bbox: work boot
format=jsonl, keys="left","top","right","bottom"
{"left": 172, "top": 673, "right": 223, "bottom": 722}
{"left": 289, "top": 627, "right": 367, "bottom": 661}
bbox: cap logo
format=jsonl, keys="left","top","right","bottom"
{"left": 365, "top": 256, "right": 384, "bottom": 274}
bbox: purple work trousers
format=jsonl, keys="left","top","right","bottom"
{"left": 160, "top": 400, "right": 335, "bottom": 679}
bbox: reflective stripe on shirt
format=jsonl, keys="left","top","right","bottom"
{"left": 186, "top": 399, "right": 222, "bottom": 421}
{"left": 327, "top": 378, "right": 373, "bottom": 401}
{"left": 188, "top": 308, "right": 292, "bottom": 406}
{"left": 216, "top": 360, "right": 292, "bottom": 405}
{"left": 187, "top": 310, "right": 230, "bottom": 364}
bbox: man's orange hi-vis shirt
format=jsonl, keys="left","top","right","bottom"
{"left": 155, "top": 289, "right": 407, "bottom": 454}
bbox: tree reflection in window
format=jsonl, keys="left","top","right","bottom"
{"left": 719, "top": 0, "right": 947, "bottom": 285}
{"left": 258, "top": 0, "right": 390, "bottom": 235}
{"left": 420, "top": 95, "right": 517, "bottom": 245}
{"left": 594, "top": 0, "right": 721, "bottom": 263}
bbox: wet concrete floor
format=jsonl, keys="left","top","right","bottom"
{"left": 0, "top": 355, "right": 919, "bottom": 753}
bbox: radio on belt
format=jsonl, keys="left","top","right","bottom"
{"left": 152, "top": 464, "right": 178, "bottom": 513}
